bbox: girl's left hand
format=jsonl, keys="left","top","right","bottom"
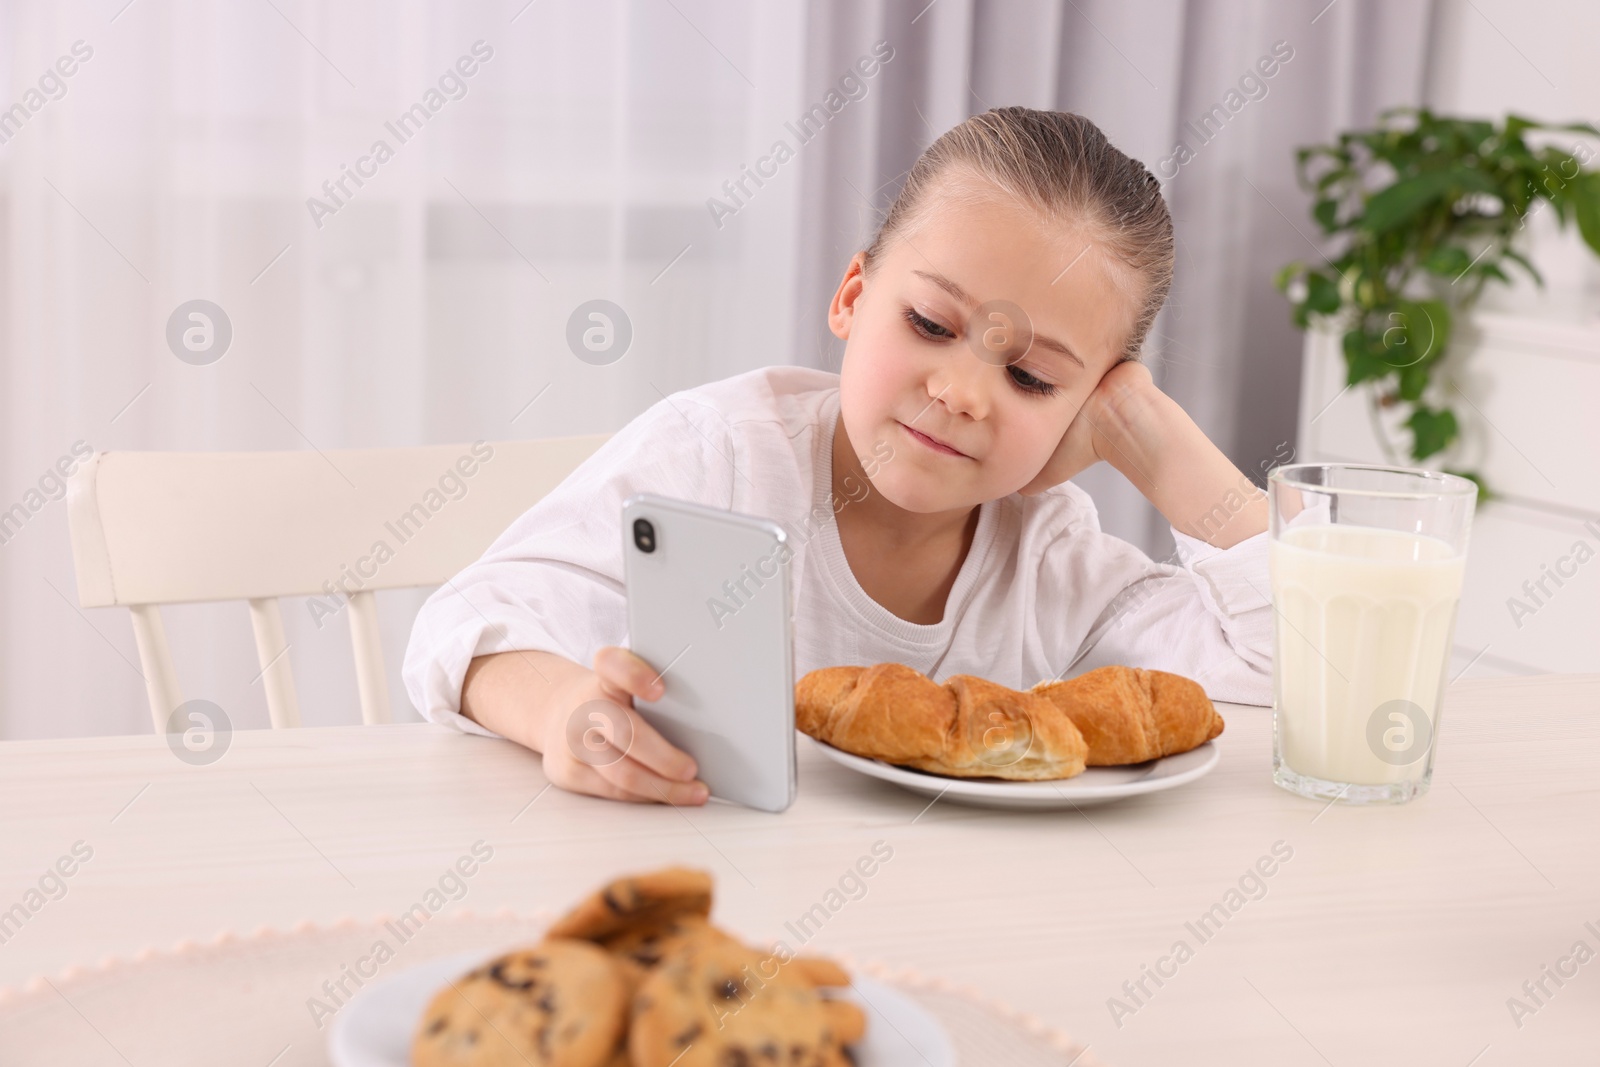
{"left": 1018, "top": 360, "right": 1156, "bottom": 496}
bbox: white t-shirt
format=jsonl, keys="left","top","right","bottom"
{"left": 401, "top": 365, "right": 1274, "bottom": 737}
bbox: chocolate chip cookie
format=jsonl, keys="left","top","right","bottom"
{"left": 545, "top": 867, "right": 713, "bottom": 944}
{"left": 603, "top": 911, "right": 741, "bottom": 982}
{"left": 412, "top": 938, "right": 628, "bottom": 1067}
{"left": 628, "top": 937, "right": 851, "bottom": 1067}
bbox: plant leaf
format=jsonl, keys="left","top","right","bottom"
{"left": 1573, "top": 172, "right": 1600, "bottom": 258}
{"left": 1397, "top": 363, "right": 1429, "bottom": 401}
{"left": 1360, "top": 168, "right": 1498, "bottom": 234}
{"left": 1502, "top": 114, "right": 1538, "bottom": 141}
{"left": 1305, "top": 271, "right": 1341, "bottom": 315}
{"left": 1315, "top": 167, "right": 1352, "bottom": 193}
{"left": 1527, "top": 119, "right": 1600, "bottom": 138}
{"left": 1343, "top": 327, "right": 1391, "bottom": 386}
{"left": 1406, "top": 405, "right": 1459, "bottom": 460}
{"left": 1385, "top": 300, "right": 1450, "bottom": 368}
{"left": 1422, "top": 245, "right": 1472, "bottom": 277}
{"left": 1313, "top": 198, "right": 1339, "bottom": 232}
{"left": 1421, "top": 300, "right": 1452, "bottom": 357}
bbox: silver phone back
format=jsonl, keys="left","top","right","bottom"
{"left": 621, "top": 492, "right": 796, "bottom": 812}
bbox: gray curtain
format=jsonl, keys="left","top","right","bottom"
{"left": 792, "top": 0, "right": 1436, "bottom": 556}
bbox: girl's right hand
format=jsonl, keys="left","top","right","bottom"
{"left": 538, "top": 645, "right": 709, "bottom": 805}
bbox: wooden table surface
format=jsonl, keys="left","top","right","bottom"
{"left": 1, "top": 674, "right": 1596, "bottom": 1065}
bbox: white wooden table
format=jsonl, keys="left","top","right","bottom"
{"left": 2, "top": 675, "right": 1596, "bottom": 1065}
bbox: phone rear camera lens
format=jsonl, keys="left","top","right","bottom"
{"left": 633, "top": 517, "right": 656, "bottom": 553}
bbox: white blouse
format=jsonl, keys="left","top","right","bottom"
{"left": 401, "top": 365, "right": 1274, "bottom": 738}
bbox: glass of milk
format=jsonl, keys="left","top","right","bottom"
{"left": 1268, "top": 464, "right": 1477, "bottom": 804}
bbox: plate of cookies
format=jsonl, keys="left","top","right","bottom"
{"left": 329, "top": 867, "right": 956, "bottom": 1067}
{"left": 797, "top": 663, "right": 1226, "bottom": 810}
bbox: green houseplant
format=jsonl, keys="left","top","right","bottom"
{"left": 1275, "top": 107, "right": 1600, "bottom": 494}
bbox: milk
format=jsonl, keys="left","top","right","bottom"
{"left": 1270, "top": 525, "right": 1465, "bottom": 787}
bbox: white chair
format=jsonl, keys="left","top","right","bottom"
{"left": 65, "top": 437, "right": 609, "bottom": 732}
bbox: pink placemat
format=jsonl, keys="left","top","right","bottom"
{"left": 0, "top": 910, "right": 1106, "bottom": 1066}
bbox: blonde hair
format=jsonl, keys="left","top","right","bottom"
{"left": 862, "top": 107, "right": 1174, "bottom": 362}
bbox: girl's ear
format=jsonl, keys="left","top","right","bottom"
{"left": 828, "top": 252, "right": 869, "bottom": 340}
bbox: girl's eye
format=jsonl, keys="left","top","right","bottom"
{"left": 901, "top": 305, "right": 1057, "bottom": 398}
{"left": 1007, "top": 365, "right": 1057, "bottom": 397}
{"left": 903, "top": 307, "right": 955, "bottom": 340}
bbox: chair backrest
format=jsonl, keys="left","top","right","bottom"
{"left": 66, "top": 437, "right": 610, "bottom": 732}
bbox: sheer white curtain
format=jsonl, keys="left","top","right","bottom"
{"left": 0, "top": 0, "right": 1432, "bottom": 740}
{"left": 0, "top": 0, "right": 807, "bottom": 737}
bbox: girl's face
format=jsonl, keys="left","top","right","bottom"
{"left": 829, "top": 176, "right": 1139, "bottom": 514}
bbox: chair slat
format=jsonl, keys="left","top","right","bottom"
{"left": 347, "top": 590, "right": 390, "bottom": 725}
{"left": 128, "top": 604, "right": 184, "bottom": 733}
{"left": 248, "top": 598, "right": 301, "bottom": 729}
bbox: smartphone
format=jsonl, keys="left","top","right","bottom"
{"left": 621, "top": 492, "right": 797, "bottom": 812}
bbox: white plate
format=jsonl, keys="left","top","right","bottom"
{"left": 329, "top": 948, "right": 956, "bottom": 1067}
{"left": 815, "top": 739, "right": 1220, "bottom": 809}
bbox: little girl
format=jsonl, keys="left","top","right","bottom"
{"left": 402, "top": 107, "right": 1273, "bottom": 806}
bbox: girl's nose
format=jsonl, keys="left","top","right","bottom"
{"left": 928, "top": 345, "right": 991, "bottom": 421}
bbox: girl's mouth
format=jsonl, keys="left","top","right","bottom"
{"left": 897, "top": 420, "right": 967, "bottom": 458}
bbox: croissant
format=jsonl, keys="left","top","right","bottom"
{"left": 795, "top": 662, "right": 1089, "bottom": 780}
{"left": 795, "top": 663, "right": 1224, "bottom": 778}
{"left": 1030, "top": 665, "right": 1224, "bottom": 765}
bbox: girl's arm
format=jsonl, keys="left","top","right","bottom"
{"left": 399, "top": 384, "right": 738, "bottom": 803}
{"left": 460, "top": 648, "right": 586, "bottom": 743}
{"left": 1024, "top": 362, "right": 1274, "bottom": 704}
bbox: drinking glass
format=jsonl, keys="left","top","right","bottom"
{"left": 1268, "top": 463, "right": 1477, "bottom": 804}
